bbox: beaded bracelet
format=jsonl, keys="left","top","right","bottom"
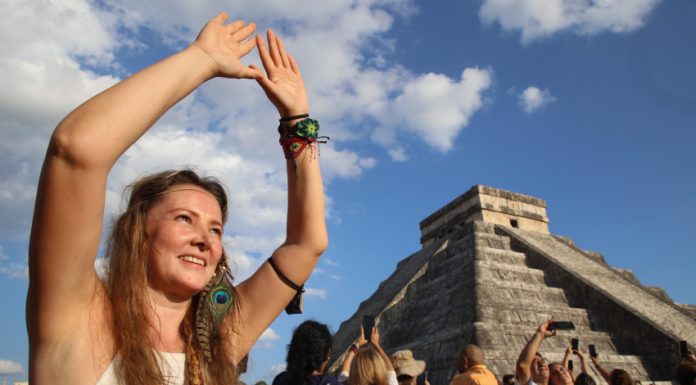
{"left": 278, "top": 117, "right": 329, "bottom": 159}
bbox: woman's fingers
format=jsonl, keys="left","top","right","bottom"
{"left": 237, "top": 37, "right": 257, "bottom": 58}
{"left": 256, "top": 34, "right": 274, "bottom": 71}
{"left": 230, "top": 22, "right": 256, "bottom": 44}
{"left": 276, "top": 35, "right": 291, "bottom": 68}
{"left": 288, "top": 55, "right": 301, "bottom": 76}
{"left": 267, "top": 30, "right": 283, "bottom": 67}
{"left": 224, "top": 19, "right": 245, "bottom": 35}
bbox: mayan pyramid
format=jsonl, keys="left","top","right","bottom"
{"left": 328, "top": 185, "right": 695, "bottom": 384}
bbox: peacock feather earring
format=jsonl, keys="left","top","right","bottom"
{"left": 195, "top": 257, "right": 235, "bottom": 362}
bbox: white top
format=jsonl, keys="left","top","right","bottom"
{"left": 96, "top": 352, "right": 186, "bottom": 385}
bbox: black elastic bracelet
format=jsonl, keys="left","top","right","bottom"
{"left": 267, "top": 257, "right": 304, "bottom": 292}
{"left": 279, "top": 114, "right": 309, "bottom": 122}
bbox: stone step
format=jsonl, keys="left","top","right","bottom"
{"left": 478, "top": 281, "right": 569, "bottom": 306}
{"left": 476, "top": 246, "right": 528, "bottom": 266}
{"left": 475, "top": 260, "right": 547, "bottom": 285}
{"left": 473, "top": 232, "right": 512, "bottom": 250}
{"left": 478, "top": 304, "right": 592, "bottom": 329}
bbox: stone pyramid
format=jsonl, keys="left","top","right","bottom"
{"left": 328, "top": 185, "right": 695, "bottom": 384}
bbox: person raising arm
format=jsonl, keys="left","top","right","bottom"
{"left": 28, "top": 11, "right": 326, "bottom": 385}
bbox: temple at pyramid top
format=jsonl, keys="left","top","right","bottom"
{"left": 420, "top": 185, "right": 549, "bottom": 247}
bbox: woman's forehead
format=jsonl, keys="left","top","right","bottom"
{"left": 154, "top": 185, "right": 223, "bottom": 217}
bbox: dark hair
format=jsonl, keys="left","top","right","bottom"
{"left": 503, "top": 374, "right": 516, "bottom": 385}
{"left": 575, "top": 373, "right": 597, "bottom": 385}
{"left": 286, "top": 320, "right": 332, "bottom": 385}
{"left": 610, "top": 369, "right": 633, "bottom": 385}
{"left": 676, "top": 360, "right": 696, "bottom": 385}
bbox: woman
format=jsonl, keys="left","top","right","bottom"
{"left": 27, "top": 12, "right": 327, "bottom": 385}
{"left": 345, "top": 326, "right": 398, "bottom": 385}
{"left": 272, "top": 320, "right": 339, "bottom": 385}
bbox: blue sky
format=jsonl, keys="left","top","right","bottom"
{"left": 0, "top": 0, "right": 695, "bottom": 382}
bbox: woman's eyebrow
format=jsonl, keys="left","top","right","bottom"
{"left": 169, "top": 208, "right": 223, "bottom": 227}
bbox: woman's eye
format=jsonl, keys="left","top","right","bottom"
{"left": 175, "top": 214, "right": 192, "bottom": 223}
{"left": 210, "top": 228, "right": 223, "bottom": 236}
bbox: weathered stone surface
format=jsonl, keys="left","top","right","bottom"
{"left": 328, "top": 185, "right": 694, "bottom": 384}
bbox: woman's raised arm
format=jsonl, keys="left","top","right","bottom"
{"left": 234, "top": 29, "right": 328, "bottom": 358}
{"left": 28, "top": 12, "right": 260, "bottom": 347}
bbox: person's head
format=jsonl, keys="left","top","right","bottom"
{"left": 502, "top": 374, "right": 516, "bottom": 385}
{"left": 574, "top": 373, "right": 597, "bottom": 385}
{"left": 391, "top": 350, "right": 426, "bottom": 385}
{"left": 609, "top": 369, "right": 633, "bottom": 385}
{"left": 286, "top": 320, "right": 332, "bottom": 385}
{"left": 531, "top": 353, "right": 550, "bottom": 383}
{"left": 106, "top": 169, "right": 236, "bottom": 385}
{"left": 548, "top": 362, "right": 574, "bottom": 385}
{"left": 456, "top": 344, "right": 485, "bottom": 373}
{"left": 676, "top": 359, "right": 696, "bottom": 385}
{"left": 108, "top": 169, "right": 229, "bottom": 298}
{"left": 349, "top": 346, "right": 390, "bottom": 385}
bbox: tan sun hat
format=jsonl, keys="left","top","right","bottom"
{"left": 390, "top": 350, "right": 426, "bottom": 378}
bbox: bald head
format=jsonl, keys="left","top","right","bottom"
{"left": 457, "top": 344, "right": 485, "bottom": 372}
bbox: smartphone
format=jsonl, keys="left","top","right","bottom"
{"left": 549, "top": 321, "right": 576, "bottom": 331}
{"left": 568, "top": 360, "right": 574, "bottom": 371}
{"left": 589, "top": 344, "right": 598, "bottom": 358}
{"left": 362, "top": 315, "right": 376, "bottom": 341}
{"left": 680, "top": 340, "right": 689, "bottom": 358}
{"left": 417, "top": 371, "right": 428, "bottom": 385}
{"left": 571, "top": 338, "right": 579, "bottom": 350}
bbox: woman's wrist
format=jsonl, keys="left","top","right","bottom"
{"left": 185, "top": 44, "right": 220, "bottom": 82}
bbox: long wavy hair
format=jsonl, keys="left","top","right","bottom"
{"left": 105, "top": 169, "right": 239, "bottom": 385}
{"left": 348, "top": 346, "right": 389, "bottom": 385}
{"left": 285, "top": 320, "right": 332, "bottom": 385}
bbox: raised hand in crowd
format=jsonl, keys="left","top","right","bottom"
{"left": 516, "top": 320, "right": 555, "bottom": 385}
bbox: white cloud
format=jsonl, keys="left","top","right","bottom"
{"left": 389, "top": 68, "right": 493, "bottom": 153}
{"left": 259, "top": 328, "right": 280, "bottom": 341}
{"left": 0, "top": 359, "right": 24, "bottom": 375}
{"left": 0, "top": 246, "right": 28, "bottom": 279}
{"left": 0, "top": 0, "right": 494, "bottom": 285}
{"left": 479, "top": 0, "right": 661, "bottom": 43}
{"left": 518, "top": 86, "right": 556, "bottom": 114}
{"left": 323, "top": 258, "right": 341, "bottom": 267}
{"left": 304, "top": 287, "right": 328, "bottom": 300}
{"left": 255, "top": 327, "right": 281, "bottom": 349}
{"left": 267, "top": 363, "right": 286, "bottom": 378}
{"left": 0, "top": 263, "right": 29, "bottom": 280}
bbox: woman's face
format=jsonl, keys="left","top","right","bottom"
{"left": 145, "top": 184, "right": 224, "bottom": 298}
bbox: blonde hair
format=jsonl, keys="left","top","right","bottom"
{"left": 106, "top": 169, "right": 238, "bottom": 385}
{"left": 348, "top": 346, "right": 390, "bottom": 385}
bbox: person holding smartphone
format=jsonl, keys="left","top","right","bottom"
{"left": 344, "top": 324, "right": 399, "bottom": 385}
{"left": 562, "top": 344, "right": 591, "bottom": 377}
{"left": 516, "top": 321, "right": 555, "bottom": 385}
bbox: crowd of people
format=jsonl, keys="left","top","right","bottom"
{"left": 274, "top": 320, "right": 695, "bottom": 385}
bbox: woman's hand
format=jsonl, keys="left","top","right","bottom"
{"left": 357, "top": 326, "right": 368, "bottom": 347}
{"left": 254, "top": 29, "right": 309, "bottom": 117}
{"left": 370, "top": 325, "right": 381, "bottom": 347}
{"left": 193, "top": 12, "right": 261, "bottom": 79}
